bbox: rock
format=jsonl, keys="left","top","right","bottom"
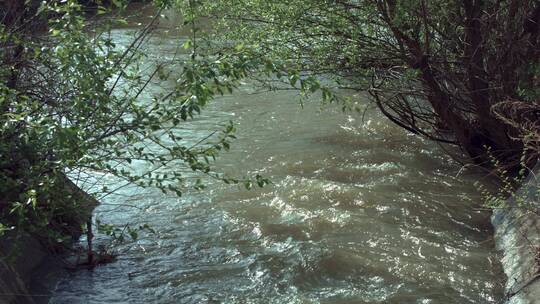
{"left": 0, "top": 177, "right": 99, "bottom": 304}
{"left": 492, "top": 164, "right": 540, "bottom": 304}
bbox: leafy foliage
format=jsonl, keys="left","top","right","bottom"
{"left": 0, "top": 0, "right": 270, "bottom": 246}
{"left": 199, "top": 0, "right": 540, "bottom": 168}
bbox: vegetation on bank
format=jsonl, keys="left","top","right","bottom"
{"left": 1, "top": 0, "right": 539, "bottom": 263}
{"left": 201, "top": 0, "right": 540, "bottom": 170}
{"left": 0, "top": 0, "right": 271, "bottom": 257}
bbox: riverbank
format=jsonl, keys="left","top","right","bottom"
{"left": 0, "top": 178, "right": 99, "bottom": 304}
{"left": 492, "top": 165, "right": 540, "bottom": 303}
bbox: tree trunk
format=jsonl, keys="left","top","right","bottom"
{"left": 86, "top": 218, "right": 94, "bottom": 266}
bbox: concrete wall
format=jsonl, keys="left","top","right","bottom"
{"left": 492, "top": 165, "right": 540, "bottom": 303}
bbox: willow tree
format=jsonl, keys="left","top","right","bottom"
{"left": 202, "top": 0, "right": 540, "bottom": 169}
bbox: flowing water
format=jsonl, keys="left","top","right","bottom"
{"left": 48, "top": 13, "right": 504, "bottom": 304}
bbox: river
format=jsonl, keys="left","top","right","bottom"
{"left": 47, "top": 9, "right": 504, "bottom": 304}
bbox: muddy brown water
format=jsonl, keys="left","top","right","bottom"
{"left": 48, "top": 16, "right": 504, "bottom": 304}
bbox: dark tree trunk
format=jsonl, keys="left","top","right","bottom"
{"left": 376, "top": 0, "right": 530, "bottom": 168}
{"left": 86, "top": 219, "right": 94, "bottom": 266}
